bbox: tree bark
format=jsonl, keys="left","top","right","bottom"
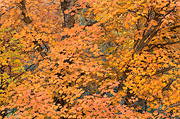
{"left": 61, "top": 0, "right": 75, "bottom": 28}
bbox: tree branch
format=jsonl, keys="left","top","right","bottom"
{"left": 18, "top": 0, "right": 32, "bottom": 24}
{"left": 148, "top": 41, "right": 180, "bottom": 51}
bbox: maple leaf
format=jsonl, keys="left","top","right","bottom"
{"left": 0, "top": 0, "right": 180, "bottom": 118}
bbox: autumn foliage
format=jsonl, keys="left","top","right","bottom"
{"left": 0, "top": 0, "right": 180, "bottom": 118}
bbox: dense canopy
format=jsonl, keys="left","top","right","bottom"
{"left": 0, "top": 0, "right": 180, "bottom": 118}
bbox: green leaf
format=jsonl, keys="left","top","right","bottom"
{"left": 0, "top": 90, "right": 4, "bottom": 93}
{"left": 5, "top": 28, "right": 11, "bottom": 31}
{"left": 1, "top": 28, "right": 5, "bottom": 32}
{"left": 105, "top": 47, "right": 116, "bottom": 53}
{"left": 12, "top": 38, "right": 16, "bottom": 41}
{"left": 11, "top": 30, "right": 16, "bottom": 34}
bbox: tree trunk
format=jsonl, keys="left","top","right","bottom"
{"left": 61, "top": 0, "right": 75, "bottom": 28}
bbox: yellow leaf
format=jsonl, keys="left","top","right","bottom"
{"left": 14, "top": 59, "right": 21, "bottom": 64}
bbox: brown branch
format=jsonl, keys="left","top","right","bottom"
{"left": 153, "top": 102, "right": 180, "bottom": 118}
{"left": 148, "top": 41, "right": 180, "bottom": 51}
{"left": 12, "top": 58, "right": 45, "bottom": 81}
{"left": 162, "top": 78, "right": 174, "bottom": 92}
{"left": 18, "top": 0, "right": 32, "bottom": 24}
{"left": 134, "top": 5, "right": 176, "bottom": 54}
{"left": 134, "top": 24, "right": 161, "bottom": 54}
{"left": 170, "top": 25, "right": 180, "bottom": 31}
{"left": 161, "top": 102, "right": 180, "bottom": 112}
{"left": 127, "top": 9, "right": 148, "bottom": 19}
{"left": 154, "top": 66, "right": 175, "bottom": 75}
{"left": 161, "top": 6, "right": 177, "bottom": 20}
{"left": 0, "top": 6, "right": 15, "bottom": 18}
{"left": 33, "top": 41, "right": 47, "bottom": 58}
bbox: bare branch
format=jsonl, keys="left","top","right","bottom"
{"left": 161, "top": 102, "right": 180, "bottom": 112}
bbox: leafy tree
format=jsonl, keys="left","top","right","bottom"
{"left": 0, "top": 0, "right": 180, "bottom": 118}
